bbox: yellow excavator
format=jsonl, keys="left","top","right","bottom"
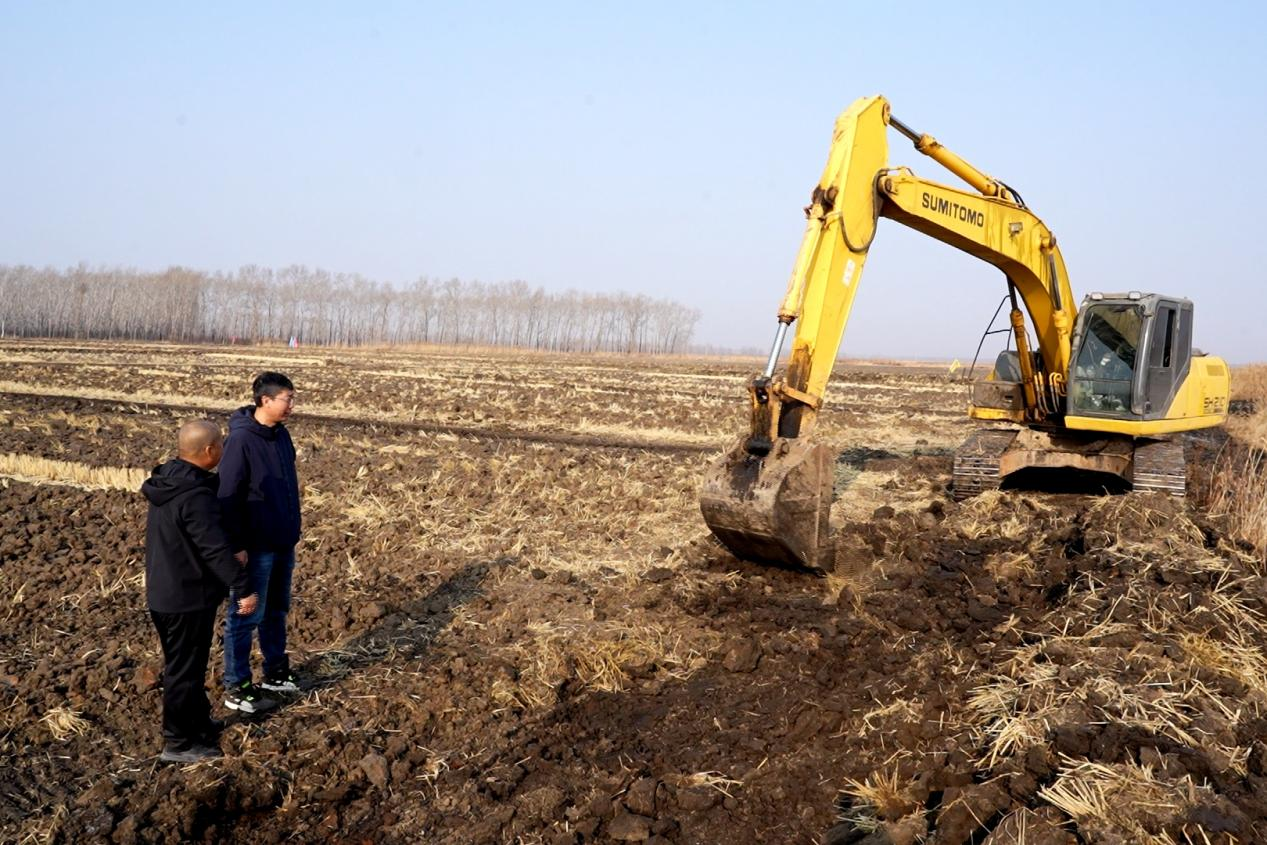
{"left": 700, "top": 95, "right": 1230, "bottom": 572}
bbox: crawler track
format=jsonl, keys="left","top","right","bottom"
{"left": 950, "top": 428, "right": 1018, "bottom": 500}
{"left": 1131, "top": 437, "right": 1187, "bottom": 496}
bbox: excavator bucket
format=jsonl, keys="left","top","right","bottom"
{"left": 699, "top": 437, "right": 834, "bottom": 573}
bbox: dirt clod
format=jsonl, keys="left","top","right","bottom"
{"left": 607, "top": 811, "right": 653, "bottom": 841}
{"left": 721, "top": 638, "right": 761, "bottom": 673}
{"left": 981, "top": 807, "right": 1074, "bottom": 845}
{"left": 359, "top": 753, "right": 389, "bottom": 789}
{"left": 672, "top": 785, "right": 719, "bottom": 812}
{"left": 625, "top": 777, "right": 661, "bottom": 817}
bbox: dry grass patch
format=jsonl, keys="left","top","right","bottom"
{"left": 0, "top": 379, "right": 234, "bottom": 410}
{"left": 1039, "top": 758, "right": 1227, "bottom": 844}
{"left": 963, "top": 509, "right": 1267, "bottom": 786}
{"left": 1084, "top": 495, "right": 1206, "bottom": 550}
{"left": 969, "top": 631, "right": 1257, "bottom": 778}
{"left": 13, "top": 804, "right": 68, "bottom": 845}
{"left": 493, "top": 618, "right": 718, "bottom": 710}
{"left": 950, "top": 491, "right": 1057, "bottom": 542}
{"left": 829, "top": 467, "right": 945, "bottom": 528}
{"left": 43, "top": 410, "right": 107, "bottom": 432}
{"left": 1204, "top": 364, "right": 1267, "bottom": 556}
{"left": 569, "top": 419, "right": 719, "bottom": 447}
{"left": 817, "top": 412, "right": 967, "bottom": 453}
{"left": 1179, "top": 632, "right": 1267, "bottom": 696}
{"left": 830, "top": 470, "right": 903, "bottom": 523}
{"left": 40, "top": 706, "right": 90, "bottom": 741}
{"left": 319, "top": 445, "right": 702, "bottom": 573}
{"left": 1231, "top": 365, "right": 1267, "bottom": 408}
{"left": 1204, "top": 442, "right": 1267, "bottom": 558}
{"left": 983, "top": 550, "right": 1037, "bottom": 580}
{"left": 967, "top": 665, "right": 1060, "bottom": 767}
{"left": 838, "top": 765, "right": 920, "bottom": 826}
{"left": 0, "top": 453, "right": 146, "bottom": 491}
{"left": 965, "top": 503, "right": 1267, "bottom": 778}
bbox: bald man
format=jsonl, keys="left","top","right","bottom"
{"left": 141, "top": 420, "right": 262, "bottom": 763}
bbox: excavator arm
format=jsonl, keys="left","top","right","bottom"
{"left": 771, "top": 96, "right": 1077, "bottom": 438}
{"left": 700, "top": 95, "right": 1080, "bottom": 570}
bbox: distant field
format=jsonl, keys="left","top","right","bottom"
{"left": 2, "top": 338, "right": 1265, "bottom": 844}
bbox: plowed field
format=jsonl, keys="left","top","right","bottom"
{"left": 2, "top": 339, "right": 1265, "bottom": 845}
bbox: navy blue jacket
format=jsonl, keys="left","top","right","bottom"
{"left": 142, "top": 459, "right": 249, "bottom": 612}
{"left": 217, "top": 406, "right": 301, "bottom": 552}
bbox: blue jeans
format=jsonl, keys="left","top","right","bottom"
{"left": 224, "top": 547, "right": 295, "bottom": 686}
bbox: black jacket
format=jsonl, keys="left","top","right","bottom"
{"left": 142, "top": 459, "right": 248, "bottom": 613}
{"left": 217, "top": 406, "right": 301, "bottom": 552}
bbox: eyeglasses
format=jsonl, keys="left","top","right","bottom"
{"left": 267, "top": 393, "right": 296, "bottom": 405}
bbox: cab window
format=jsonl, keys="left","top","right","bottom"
{"left": 1070, "top": 304, "right": 1143, "bottom": 414}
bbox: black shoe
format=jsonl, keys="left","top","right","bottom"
{"left": 224, "top": 680, "right": 275, "bottom": 714}
{"left": 199, "top": 718, "right": 226, "bottom": 742}
{"left": 260, "top": 669, "right": 301, "bottom": 694}
{"left": 160, "top": 743, "right": 223, "bottom": 763}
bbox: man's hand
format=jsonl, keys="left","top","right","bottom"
{"left": 234, "top": 550, "right": 248, "bottom": 566}
{"left": 237, "top": 593, "right": 258, "bottom": 616}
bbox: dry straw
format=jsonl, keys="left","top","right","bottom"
{"left": 1202, "top": 364, "right": 1267, "bottom": 557}
{"left": 493, "top": 618, "right": 717, "bottom": 710}
{"left": 1037, "top": 758, "right": 1213, "bottom": 844}
{"left": 1204, "top": 443, "right": 1267, "bottom": 556}
{"left": 0, "top": 452, "right": 147, "bottom": 491}
{"left": 838, "top": 765, "right": 918, "bottom": 826}
{"left": 40, "top": 706, "right": 90, "bottom": 741}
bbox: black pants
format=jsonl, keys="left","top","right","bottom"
{"left": 150, "top": 607, "right": 218, "bottom": 749}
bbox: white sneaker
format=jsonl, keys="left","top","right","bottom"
{"left": 259, "top": 671, "right": 300, "bottom": 694}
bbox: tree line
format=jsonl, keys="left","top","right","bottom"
{"left": 0, "top": 264, "right": 701, "bottom": 354}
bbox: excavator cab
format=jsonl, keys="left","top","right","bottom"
{"left": 964, "top": 293, "right": 1225, "bottom": 500}
{"left": 1067, "top": 293, "right": 1194, "bottom": 422}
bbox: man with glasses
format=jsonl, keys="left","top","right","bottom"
{"left": 218, "top": 371, "right": 302, "bottom": 712}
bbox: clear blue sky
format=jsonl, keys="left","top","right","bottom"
{"left": 2, "top": 2, "right": 1264, "bottom": 362}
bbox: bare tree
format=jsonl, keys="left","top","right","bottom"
{"left": 0, "top": 264, "right": 701, "bottom": 354}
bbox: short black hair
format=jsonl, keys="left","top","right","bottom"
{"left": 252, "top": 371, "right": 294, "bottom": 406}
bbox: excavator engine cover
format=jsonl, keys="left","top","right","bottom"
{"left": 699, "top": 437, "right": 833, "bottom": 573}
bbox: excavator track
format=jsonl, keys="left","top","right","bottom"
{"left": 1131, "top": 437, "right": 1187, "bottom": 497}
{"left": 951, "top": 429, "right": 1019, "bottom": 501}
